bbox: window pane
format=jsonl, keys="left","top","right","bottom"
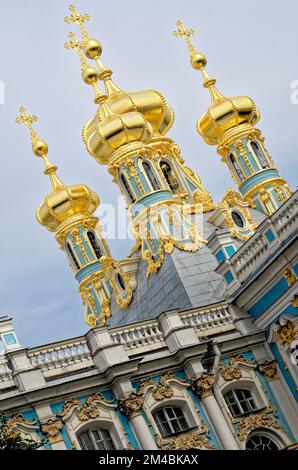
{"left": 79, "top": 431, "right": 94, "bottom": 450}
{"left": 246, "top": 435, "right": 279, "bottom": 451}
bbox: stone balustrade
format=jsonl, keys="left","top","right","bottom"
{"left": 110, "top": 321, "right": 165, "bottom": 353}
{"left": 0, "top": 301, "right": 235, "bottom": 390}
{"left": 28, "top": 340, "right": 94, "bottom": 379}
{"left": 180, "top": 303, "right": 234, "bottom": 337}
{"left": 0, "top": 356, "right": 15, "bottom": 390}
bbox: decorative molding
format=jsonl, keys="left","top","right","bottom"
{"left": 236, "top": 405, "right": 284, "bottom": 441}
{"left": 166, "top": 431, "right": 215, "bottom": 450}
{"left": 58, "top": 393, "right": 114, "bottom": 421}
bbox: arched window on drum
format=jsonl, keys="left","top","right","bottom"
{"left": 160, "top": 161, "right": 180, "bottom": 194}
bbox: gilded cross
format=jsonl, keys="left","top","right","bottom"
{"left": 65, "top": 32, "right": 87, "bottom": 70}
{"left": 173, "top": 20, "right": 196, "bottom": 53}
{"left": 64, "top": 5, "right": 90, "bottom": 40}
{"left": 16, "top": 107, "right": 39, "bottom": 144}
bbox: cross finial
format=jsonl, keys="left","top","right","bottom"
{"left": 173, "top": 20, "right": 196, "bottom": 53}
{"left": 65, "top": 32, "right": 88, "bottom": 70}
{"left": 16, "top": 107, "right": 39, "bottom": 145}
{"left": 64, "top": 5, "right": 90, "bottom": 40}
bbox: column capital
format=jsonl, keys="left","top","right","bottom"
{"left": 40, "top": 418, "right": 63, "bottom": 444}
{"left": 191, "top": 372, "right": 215, "bottom": 399}
{"left": 118, "top": 392, "right": 144, "bottom": 420}
{"left": 258, "top": 360, "right": 278, "bottom": 381}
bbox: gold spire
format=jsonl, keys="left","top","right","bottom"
{"left": 16, "top": 107, "right": 63, "bottom": 190}
{"left": 173, "top": 20, "right": 224, "bottom": 103}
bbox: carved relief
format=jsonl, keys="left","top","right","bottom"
{"left": 258, "top": 360, "right": 278, "bottom": 381}
{"left": 167, "top": 431, "right": 215, "bottom": 450}
{"left": 58, "top": 393, "right": 113, "bottom": 422}
{"left": 118, "top": 392, "right": 145, "bottom": 420}
{"left": 41, "top": 419, "right": 63, "bottom": 444}
{"left": 191, "top": 373, "right": 215, "bottom": 399}
{"left": 277, "top": 320, "right": 297, "bottom": 345}
{"left": 236, "top": 406, "right": 284, "bottom": 441}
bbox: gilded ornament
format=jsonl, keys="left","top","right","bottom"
{"left": 277, "top": 321, "right": 297, "bottom": 345}
{"left": 191, "top": 373, "right": 215, "bottom": 399}
{"left": 236, "top": 406, "right": 284, "bottom": 441}
{"left": 283, "top": 268, "right": 297, "bottom": 287}
{"left": 258, "top": 360, "right": 278, "bottom": 381}
{"left": 58, "top": 393, "right": 113, "bottom": 421}
{"left": 118, "top": 392, "right": 144, "bottom": 420}
{"left": 167, "top": 431, "right": 215, "bottom": 450}
{"left": 41, "top": 419, "right": 63, "bottom": 444}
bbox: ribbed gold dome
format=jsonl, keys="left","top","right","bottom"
{"left": 101, "top": 72, "right": 175, "bottom": 136}
{"left": 83, "top": 96, "right": 153, "bottom": 164}
{"left": 197, "top": 83, "right": 260, "bottom": 145}
{"left": 37, "top": 167, "right": 99, "bottom": 232}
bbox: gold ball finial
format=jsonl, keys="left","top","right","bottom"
{"left": 84, "top": 38, "right": 102, "bottom": 59}
{"left": 82, "top": 66, "right": 99, "bottom": 85}
{"left": 33, "top": 139, "right": 49, "bottom": 157}
{"left": 190, "top": 52, "right": 207, "bottom": 70}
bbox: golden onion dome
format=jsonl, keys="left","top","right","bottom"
{"left": 36, "top": 164, "right": 99, "bottom": 232}
{"left": 197, "top": 70, "right": 260, "bottom": 145}
{"left": 82, "top": 95, "right": 153, "bottom": 164}
{"left": 16, "top": 107, "right": 99, "bottom": 232}
{"left": 100, "top": 69, "right": 175, "bottom": 136}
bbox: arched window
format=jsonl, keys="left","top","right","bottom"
{"left": 251, "top": 141, "right": 269, "bottom": 169}
{"left": 116, "top": 273, "right": 126, "bottom": 291}
{"left": 142, "top": 161, "right": 161, "bottom": 191}
{"left": 160, "top": 161, "right": 180, "bottom": 194}
{"left": 224, "top": 389, "right": 257, "bottom": 417}
{"left": 66, "top": 242, "right": 80, "bottom": 270}
{"left": 87, "top": 231, "right": 102, "bottom": 259}
{"left": 120, "top": 174, "right": 136, "bottom": 203}
{"left": 152, "top": 406, "right": 190, "bottom": 438}
{"left": 229, "top": 154, "right": 245, "bottom": 181}
{"left": 246, "top": 433, "right": 279, "bottom": 451}
{"left": 78, "top": 428, "right": 115, "bottom": 450}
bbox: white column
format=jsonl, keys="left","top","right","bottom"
{"left": 201, "top": 394, "right": 239, "bottom": 450}
{"left": 192, "top": 373, "right": 239, "bottom": 450}
{"left": 130, "top": 414, "right": 158, "bottom": 450}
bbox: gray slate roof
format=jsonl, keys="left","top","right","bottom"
{"left": 108, "top": 214, "right": 226, "bottom": 328}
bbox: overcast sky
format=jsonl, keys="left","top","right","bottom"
{"left": 0, "top": 0, "right": 297, "bottom": 348}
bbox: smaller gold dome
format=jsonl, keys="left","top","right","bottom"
{"left": 83, "top": 100, "right": 153, "bottom": 164}
{"left": 37, "top": 174, "right": 99, "bottom": 232}
{"left": 197, "top": 90, "right": 260, "bottom": 145}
